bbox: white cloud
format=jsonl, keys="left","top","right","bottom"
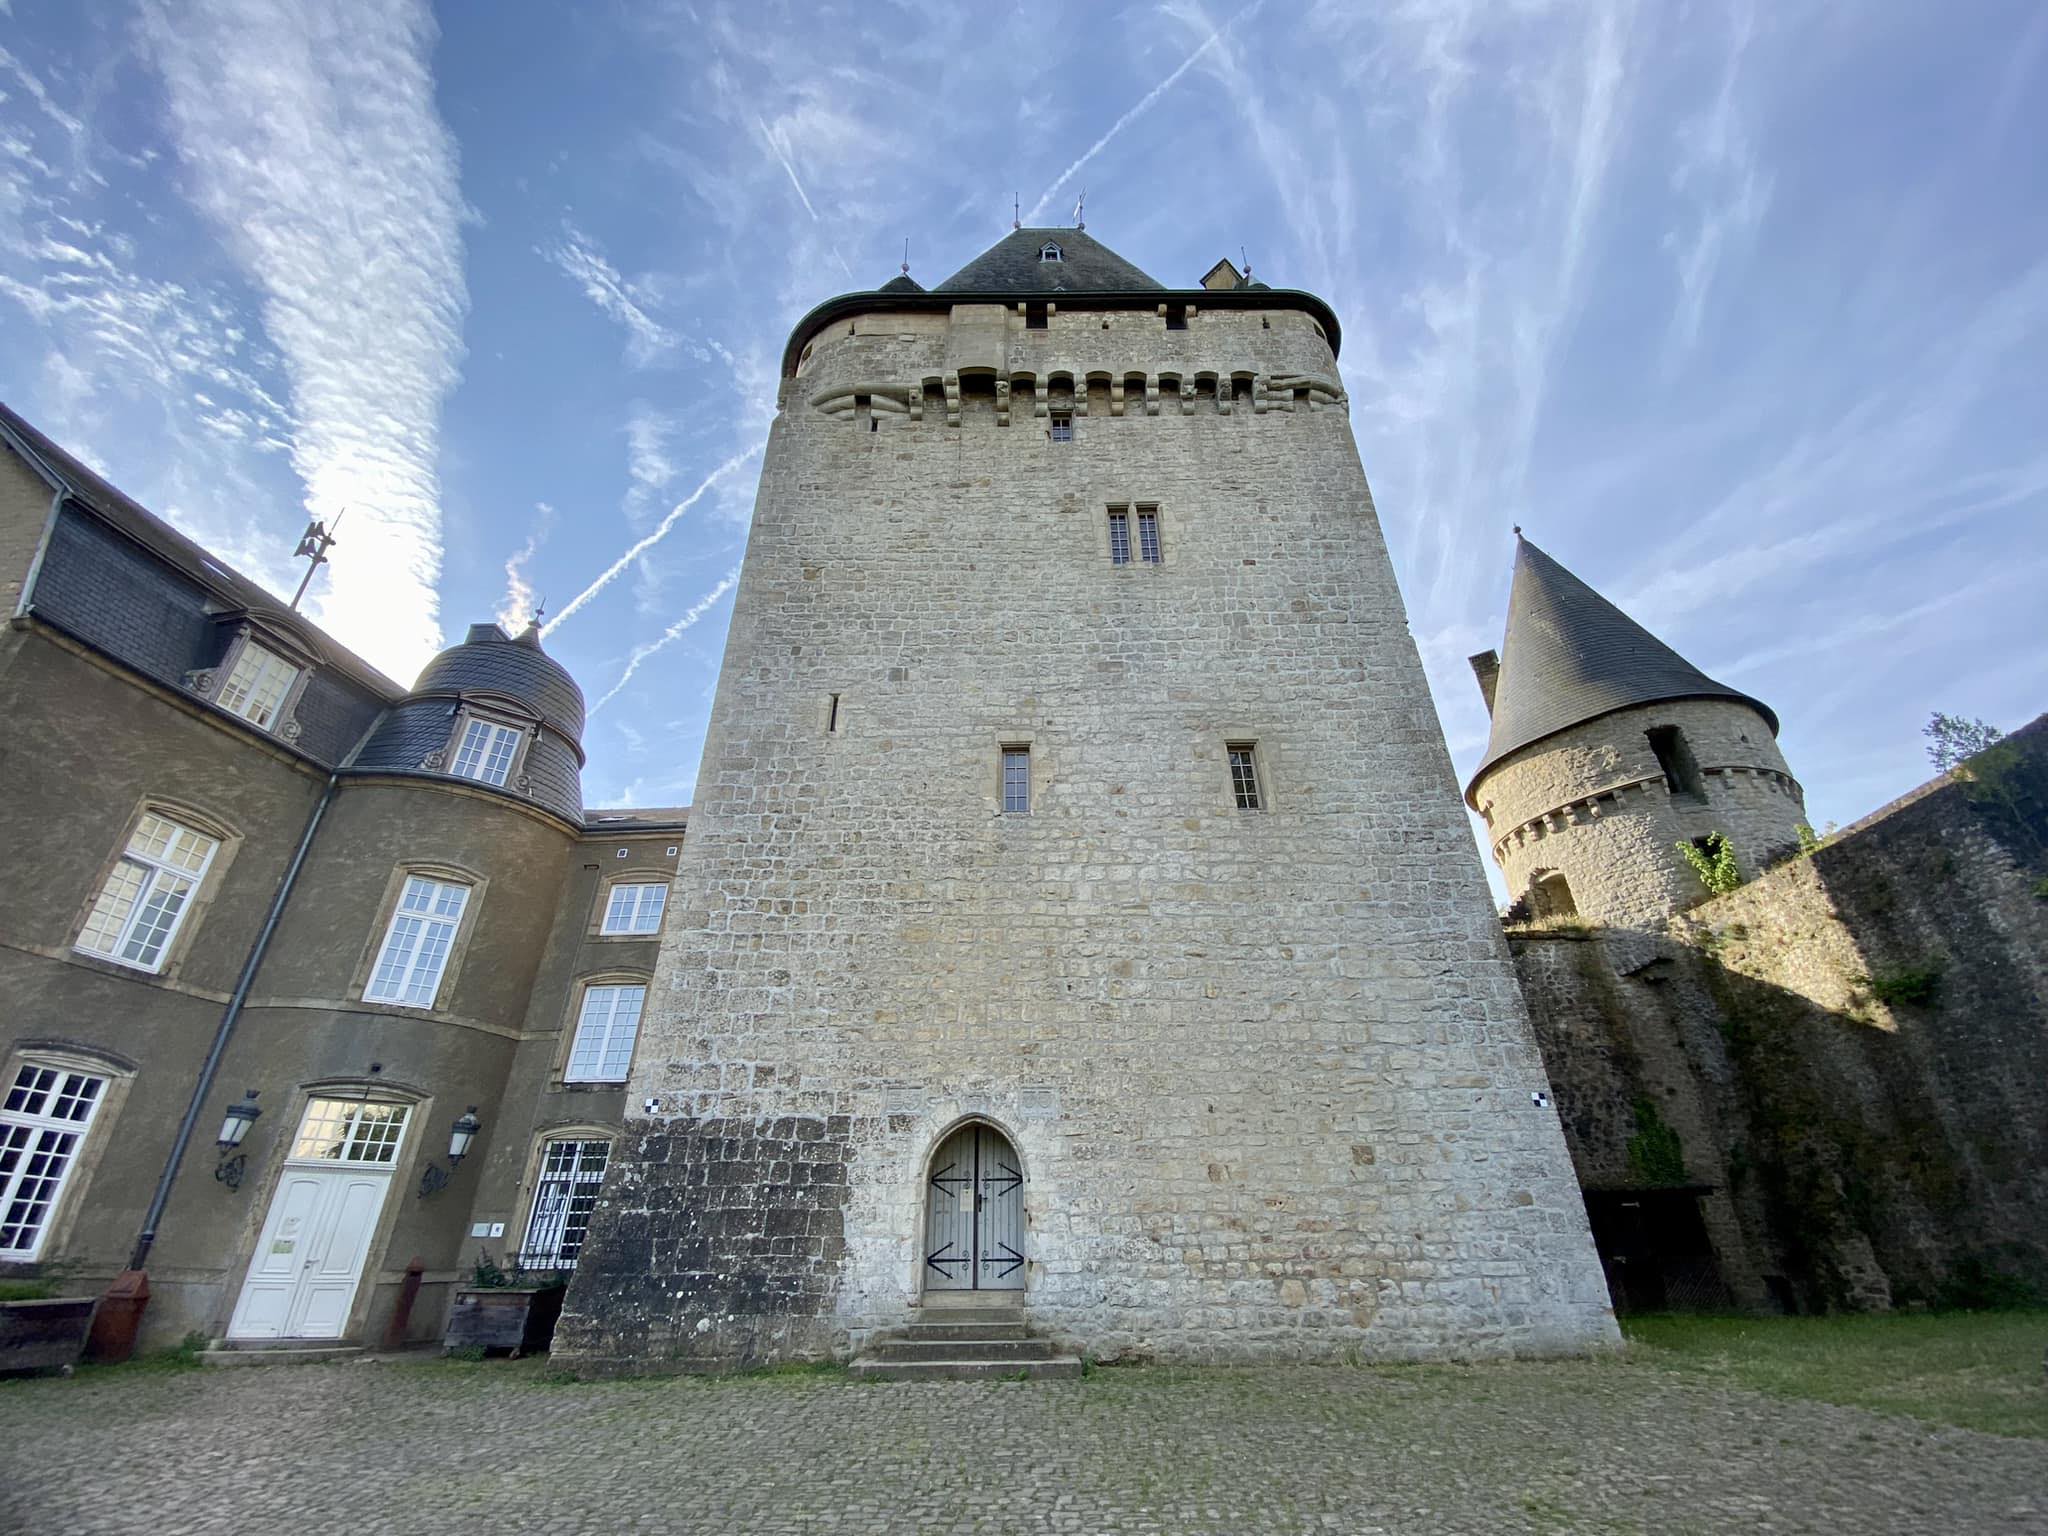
{"left": 495, "top": 501, "right": 555, "bottom": 631}
{"left": 588, "top": 567, "right": 741, "bottom": 715}
{"left": 542, "top": 219, "right": 679, "bottom": 365}
{"left": 139, "top": 0, "right": 467, "bottom": 679}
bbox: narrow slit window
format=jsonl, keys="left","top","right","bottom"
{"left": 1227, "top": 743, "right": 1263, "bottom": 811}
{"left": 1136, "top": 507, "right": 1162, "bottom": 564}
{"left": 1107, "top": 509, "right": 1131, "bottom": 566}
{"left": 1001, "top": 747, "right": 1031, "bottom": 815}
{"left": 827, "top": 693, "right": 841, "bottom": 733}
{"left": 1049, "top": 413, "right": 1072, "bottom": 443}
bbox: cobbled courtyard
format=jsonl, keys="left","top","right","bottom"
{"left": 1, "top": 1354, "right": 2041, "bottom": 1535}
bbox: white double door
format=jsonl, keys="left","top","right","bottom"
{"left": 228, "top": 1164, "right": 391, "bottom": 1340}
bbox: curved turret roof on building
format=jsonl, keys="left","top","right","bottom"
{"left": 414, "top": 621, "right": 587, "bottom": 742}
{"left": 933, "top": 227, "right": 1163, "bottom": 294}
{"left": 1466, "top": 537, "right": 1778, "bottom": 800}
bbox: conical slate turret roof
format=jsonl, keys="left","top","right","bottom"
{"left": 1466, "top": 537, "right": 1778, "bottom": 800}
{"left": 934, "top": 228, "right": 1163, "bottom": 294}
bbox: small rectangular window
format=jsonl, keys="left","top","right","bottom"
{"left": 0, "top": 1064, "right": 108, "bottom": 1258}
{"left": 1050, "top": 413, "right": 1073, "bottom": 443}
{"left": 1228, "top": 743, "right": 1263, "bottom": 811}
{"left": 1025, "top": 302, "right": 1049, "bottom": 330}
{"left": 519, "top": 1138, "right": 612, "bottom": 1269}
{"left": 1001, "top": 747, "right": 1031, "bottom": 815}
{"left": 450, "top": 719, "right": 522, "bottom": 786}
{"left": 601, "top": 881, "right": 668, "bottom": 935}
{"left": 1107, "top": 509, "right": 1131, "bottom": 566}
{"left": 1137, "top": 507, "right": 1162, "bottom": 564}
{"left": 216, "top": 644, "right": 299, "bottom": 731}
{"left": 76, "top": 812, "right": 219, "bottom": 973}
{"left": 364, "top": 875, "right": 470, "bottom": 1007}
{"left": 1165, "top": 304, "right": 1187, "bottom": 331}
{"left": 566, "top": 984, "right": 647, "bottom": 1082}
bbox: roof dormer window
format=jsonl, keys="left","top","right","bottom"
{"left": 1039, "top": 242, "right": 1063, "bottom": 263}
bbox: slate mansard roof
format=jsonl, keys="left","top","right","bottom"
{"left": 1466, "top": 537, "right": 1780, "bottom": 801}
{"left": 932, "top": 227, "right": 1165, "bottom": 295}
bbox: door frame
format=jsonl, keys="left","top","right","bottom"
{"left": 914, "top": 1115, "right": 1028, "bottom": 1299}
{"left": 221, "top": 1082, "right": 428, "bottom": 1343}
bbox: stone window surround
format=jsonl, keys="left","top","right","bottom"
{"left": 554, "top": 972, "right": 652, "bottom": 1086}
{"left": 1097, "top": 499, "right": 1173, "bottom": 568}
{"left": 421, "top": 697, "right": 541, "bottom": 794}
{"left": 0, "top": 1041, "right": 135, "bottom": 1266}
{"left": 349, "top": 861, "right": 489, "bottom": 1018}
{"left": 989, "top": 730, "right": 1052, "bottom": 818}
{"left": 184, "top": 619, "right": 319, "bottom": 744}
{"left": 1211, "top": 730, "right": 1280, "bottom": 815}
{"left": 68, "top": 797, "right": 240, "bottom": 983}
{"left": 510, "top": 1125, "right": 618, "bottom": 1270}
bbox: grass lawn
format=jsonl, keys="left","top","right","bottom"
{"left": 1624, "top": 1310, "right": 2048, "bottom": 1439}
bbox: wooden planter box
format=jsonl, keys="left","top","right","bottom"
{"left": 0, "top": 1297, "right": 97, "bottom": 1374}
{"left": 442, "top": 1284, "right": 566, "bottom": 1358}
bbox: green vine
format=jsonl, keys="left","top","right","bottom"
{"left": 1677, "top": 832, "right": 1743, "bottom": 895}
{"left": 1626, "top": 1097, "right": 1689, "bottom": 1187}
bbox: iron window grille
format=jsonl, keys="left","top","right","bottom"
{"left": 1228, "top": 744, "right": 1264, "bottom": 811}
{"left": 0, "top": 1065, "right": 107, "bottom": 1258}
{"left": 1107, "top": 509, "right": 1131, "bottom": 566}
{"left": 1137, "top": 507, "right": 1162, "bottom": 564}
{"left": 216, "top": 644, "right": 299, "bottom": 732}
{"left": 601, "top": 882, "right": 668, "bottom": 935}
{"left": 565, "top": 984, "right": 647, "bottom": 1082}
{"left": 450, "top": 719, "right": 522, "bottom": 786}
{"left": 1002, "top": 748, "right": 1031, "bottom": 814}
{"left": 363, "top": 875, "right": 470, "bottom": 1006}
{"left": 518, "top": 1138, "right": 612, "bottom": 1269}
{"left": 75, "top": 812, "right": 219, "bottom": 973}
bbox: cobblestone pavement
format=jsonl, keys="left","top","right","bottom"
{"left": 1, "top": 1356, "right": 2041, "bottom": 1535}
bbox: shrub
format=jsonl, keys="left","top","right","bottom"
{"left": 1677, "top": 832, "right": 1743, "bottom": 895}
{"left": 1855, "top": 967, "right": 1941, "bottom": 1007}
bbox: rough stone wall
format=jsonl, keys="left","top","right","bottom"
{"left": 1512, "top": 717, "right": 2048, "bottom": 1310}
{"left": 556, "top": 296, "right": 1617, "bottom": 1371}
{"left": 1475, "top": 698, "right": 1805, "bottom": 926}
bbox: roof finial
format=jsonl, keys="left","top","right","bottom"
{"left": 289, "top": 506, "right": 344, "bottom": 611}
{"left": 1241, "top": 245, "right": 1251, "bottom": 282}
{"left": 1073, "top": 188, "right": 1085, "bottom": 230}
{"left": 1513, "top": 524, "right": 1523, "bottom": 538}
{"left": 901, "top": 237, "right": 910, "bottom": 277}
{"left": 1012, "top": 193, "right": 1020, "bottom": 232}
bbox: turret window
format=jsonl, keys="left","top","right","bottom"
{"left": 451, "top": 719, "right": 522, "bottom": 786}
{"left": 1646, "top": 726, "right": 1706, "bottom": 801}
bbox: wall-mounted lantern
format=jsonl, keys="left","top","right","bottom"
{"left": 448, "top": 1107, "right": 482, "bottom": 1165}
{"left": 214, "top": 1089, "right": 262, "bottom": 1191}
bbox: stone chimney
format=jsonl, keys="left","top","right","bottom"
{"left": 1469, "top": 650, "right": 1500, "bottom": 714}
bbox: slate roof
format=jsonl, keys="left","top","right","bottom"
{"left": 877, "top": 273, "right": 925, "bottom": 294}
{"left": 933, "top": 228, "right": 1163, "bottom": 294}
{"left": 1467, "top": 537, "right": 1779, "bottom": 800}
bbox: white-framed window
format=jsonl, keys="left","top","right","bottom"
{"left": 1228, "top": 742, "right": 1264, "bottom": 811}
{"left": 1050, "top": 413, "right": 1073, "bottom": 443}
{"left": 364, "top": 875, "right": 470, "bottom": 1007}
{"left": 517, "top": 1138, "right": 612, "bottom": 1269}
{"left": 75, "top": 812, "right": 220, "bottom": 973}
{"left": 449, "top": 719, "right": 522, "bottom": 786}
{"left": 601, "top": 882, "right": 668, "bottom": 936}
{"left": 1039, "top": 241, "right": 1062, "bottom": 262}
{"left": 216, "top": 643, "right": 300, "bottom": 731}
{"left": 1002, "top": 746, "right": 1031, "bottom": 815}
{"left": 565, "top": 984, "right": 646, "bottom": 1082}
{"left": 0, "top": 1064, "right": 107, "bottom": 1258}
{"left": 288, "top": 1098, "right": 410, "bottom": 1165}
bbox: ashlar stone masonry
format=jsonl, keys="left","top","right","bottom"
{"left": 553, "top": 234, "right": 1617, "bottom": 1371}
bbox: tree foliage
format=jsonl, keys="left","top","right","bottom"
{"left": 1924, "top": 712, "right": 2003, "bottom": 774}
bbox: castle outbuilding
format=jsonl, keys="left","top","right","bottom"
{"left": 1467, "top": 536, "right": 1808, "bottom": 927}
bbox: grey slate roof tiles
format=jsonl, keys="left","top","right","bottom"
{"left": 1468, "top": 536, "right": 1779, "bottom": 797}
{"left": 932, "top": 228, "right": 1163, "bottom": 294}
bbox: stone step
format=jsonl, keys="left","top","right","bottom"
{"left": 917, "top": 1292, "right": 1025, "bottom": 1310}
{"left": 849, "top": 1355, "right": 1083, "bottom": 1383}
{"left": 862, "top": 1336, "right": 1059, "bottom": 1363}
{"left": 202, "top": 1343, "right": 363, "bottom": 1367}
{"left": 897, "top": 1320, "right": 1029, "bottom": 1342}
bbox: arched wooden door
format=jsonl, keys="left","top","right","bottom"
{"left": 923, "top": 1122, "right": 1024, "bottom": 1292}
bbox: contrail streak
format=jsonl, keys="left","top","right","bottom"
{"left": 1027, "top": 0, "right": 1261, "bottom": 223}
{"left": 757, "top": 116, "right": 820, "bottom": 220}
{"left": 542, "top": 442, "right": 762, "bottom": 635}
{"left": 589, "top": 568, "right": 742, "bottom": 714}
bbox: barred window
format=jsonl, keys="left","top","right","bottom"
{"left": 519, "top": 1138, "right": 612, "bottom": 1269}
{"left": 216, "top": 644, "right": 299, "bottom": 732}
{"left": 1107, "top": 509, "right": 1131, "bottom": 566}
{"left": 450, "top": 719, "right": 521, "bottom": 786}
{"left": 76, "top": 812, "right": 219, "bottom": 973}
{"left": 0, "top": 1064, "right": 107, "bottom": 1258}
{"left": 289, "top": 1098, "right": 410, "bottom": 1165}
{"left": 364, "top": 875, "right": 470, "bottom": 1007}
{"left": 1137, "top": 507, "right": 1162, "bottom": 564}
{"left": 1002, "top": 747, "right": 1031, "bottom": 815}
{"left": 1228, "top": 743, "right": 1263, "bottom": 811}
{"left": 566, "top": 984, "right": 646, "bottom": 1082}
{"left": 601, "top": 882, "right": 667, "bottom": 935}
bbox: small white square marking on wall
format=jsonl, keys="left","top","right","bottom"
{"left": 470, "top": 1222, "right": 490, "bottom": 1238}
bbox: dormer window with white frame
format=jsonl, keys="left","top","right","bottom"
{"left": 1039, "top": 241, "right": 1063, "bottom": 263}
{"left": 450, "top": 718, "right": 523, "bottom": 786}
{"left": 216, "top": 642, "right": 300, "bottom": 732}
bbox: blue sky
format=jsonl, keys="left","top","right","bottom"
{"left": 2, "top": 2, "right": 2043, "bottom": 876}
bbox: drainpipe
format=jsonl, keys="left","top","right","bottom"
{"left": 127, "top": 769, "right": 340, "bottom": 1271}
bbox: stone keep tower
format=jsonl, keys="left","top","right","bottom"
{"left": 555, "top": 231, "right": 1616, "bottom": 1371}
{"left": 1466, "top": 536, "right": 1807, "bottom": 928}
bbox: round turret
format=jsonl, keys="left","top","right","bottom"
{"left": 354, "top": 621, "right": 586, "bottom": 823}
{"left": 1467, "top": 539, "right": 1806, "bottom": 926}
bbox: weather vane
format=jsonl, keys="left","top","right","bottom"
{"left": 289, "top": 508, "right": 344, "bottom": 611}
